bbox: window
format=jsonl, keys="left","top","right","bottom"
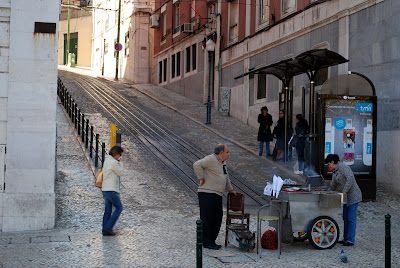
{"left": 190, "top": 0, "right": 196, "bottom": 24}
{"left": 257, "top": 74, "right": 267, "bottom": 100}
{"left": 186, "top": 46, "right": 191, "bottom": 73}
{"left": 174, "top": 3, "right": 180, "bottom": 34}
{"left": 185, "top": 45, "right": 197, "bottom": 73}
{"left": 125, "top": 32, "right": 129, "bottom": 57}
{"left": 171, "top": 51, "right": 181, "bottom": 79}
{"left": 192, "top": 44, "right": 197, "bottom": 71}
{"left": 258, "top": 0, "right": 269, "bottom": 25}
{"left": 159, "top": 61, "right": 162, "bottom": 83}
{"left": 229, "top": 0, "right": 239, "bottom": 42}
{"left": 161, "top": 6, "right": 167, "bottom": 42}
{"left": 171, "top": 54, "right": 176, "bottom": 78}
{"left": 159, "top": 59, "right": 168, "bottom": 83}
{"left": 282, "top": 0, "right": 296, "bottom": 16}
{"left": 163, "top": 58, "right": 167, "bottom": 82}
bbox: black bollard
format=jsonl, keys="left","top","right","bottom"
{"left": 101, "top": 143, "right": 105, "bottom": 168}
{"left": 81, "top": 114, "right": 85, "bottom": 143}
{"left": 385, "top": 214, "right": 391, "bottom": 268}
{"left": 196, "top": 219, "right": 203, "bottom": 268}
{"left": 77, "top": 109, "right": 81, "bottom": 135}
{"left": 85, "top": 119, "right": 89, "bottom": 149}
{"left": 90, "top": 126, "right": 94, "bottom": 158}
{"left": 95, "top": 134, "right": 99, "bottom": 168}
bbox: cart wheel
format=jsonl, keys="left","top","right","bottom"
{"left": 307, "top": 216, "right": 339, "bottom": 249}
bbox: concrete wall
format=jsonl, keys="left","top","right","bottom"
{"left": 220, "top": 0, "right": 400, "bottom": 193}
{"left": 0, "top": 0, "right": 58, "bottom": 232}
{"left": 58, "top": 13, "right": 93, "bottom": 67}
{"left": 348, "top": 0, "right": 400, "bottom": 192}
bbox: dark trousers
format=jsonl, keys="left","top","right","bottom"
{"left": 296, "top": 141, "right": 306, "bottom": 171}
{"left": 198, "top": 192, "right": 223, "bottom": 246}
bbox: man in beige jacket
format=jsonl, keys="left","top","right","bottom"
{"left": 193, "top": 144, "right": 236, "bottom": 250}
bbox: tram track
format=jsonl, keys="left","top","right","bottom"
{"left": 59, "top": 71, "right": 266, "bottom": 206}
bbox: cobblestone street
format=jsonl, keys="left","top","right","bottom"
{"left": 0, "top": 67, "right": 398, "bottom": 267}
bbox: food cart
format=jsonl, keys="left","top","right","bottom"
{"left": 258, "top": 185, "right": 346, "bottom": 254}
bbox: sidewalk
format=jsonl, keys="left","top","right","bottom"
{"left": 5, "top": 66, "right": 393, "bottom": 268}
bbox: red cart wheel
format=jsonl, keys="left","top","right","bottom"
{"left": 307, "top": 216, "right": 339, "bottom": 249}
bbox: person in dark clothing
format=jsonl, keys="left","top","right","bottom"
{"left": 273, "top": 109, "right": 292, "bottom": 160}
{"left": 257, "top": 106, "right": 273, "bottom": 156}
{"left": 294, "top": 114, "right": 308, "bottom": 174}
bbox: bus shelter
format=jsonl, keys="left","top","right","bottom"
{"left": 234, "top": 49, "right": 377, "bottom": 200}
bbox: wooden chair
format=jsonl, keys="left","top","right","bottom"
{"left": 225, "top": 192, "right": 250, "bottom": 247}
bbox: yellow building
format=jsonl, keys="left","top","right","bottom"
{"left": 58, "top": 2, "right": 93, "bottom": 67}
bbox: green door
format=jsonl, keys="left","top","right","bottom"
{"left": 64, "top": 33, "right": 78, "bottom": 65}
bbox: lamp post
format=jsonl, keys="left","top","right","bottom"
{"left": 205, "top": 39, "right": 215, "bottom": 125}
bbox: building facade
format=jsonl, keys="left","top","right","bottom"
{"left": 153, "top": 0, "right": 400, "bottom": 193}
{"left": 58, "top": 1, "right": 93, "bottom": 67}
{"left": 91, "top": 0, "right": 153, "bottom": 83}
{"left": 0, "top": 0, "right": 59, "bottom": 231}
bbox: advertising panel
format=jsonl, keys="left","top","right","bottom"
{"left": 322, "top": 96, "right": 375, "bottom": 176}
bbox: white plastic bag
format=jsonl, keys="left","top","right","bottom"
{"left": 263, "top": 182, "right": 273, "bottom": 196}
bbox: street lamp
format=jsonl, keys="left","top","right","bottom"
{"left": 205, "top": 38, "right": 215, "bottom": 125}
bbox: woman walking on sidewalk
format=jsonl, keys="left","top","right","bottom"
{"left": 257, "top": 106, "right": 273, "bottom": 156}
{"left": 101, "top": 145, "right": 124, "bottom": 236}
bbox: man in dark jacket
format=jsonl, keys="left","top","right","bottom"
{"left": 257, "top": 106, "right": 273, "bottom": 156}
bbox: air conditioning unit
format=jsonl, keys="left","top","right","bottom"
{"left": 150, "top": 14, "right": 160, "bottom": 28}
{"left": 182, "top": 23, "right": 193, "bottom": 33}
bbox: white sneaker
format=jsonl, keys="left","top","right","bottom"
{"left": 294, "top": 170, "right": 303, "bottom": 175}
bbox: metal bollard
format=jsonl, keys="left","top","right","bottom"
{"left": 385, "top": 214, "right": 391, "bottom": 268}
{"left": 90, "top": 126, "right": 94, "bottom": 158}
{"left": 81, "top": 114, "right": 85, "bottom": 142}
{"left": 77, "top": 109, "right": 81, "bottom": 135}
{"left": 85, "top": 119, "right": 89, "bottom": 149}
{"left": 101, "top": 142, "right": 105, "bottom": 168}
{"left": 69, "top": 95, "right": 72, "bottom": 118}
{"left": 116, "top": 129, "right": 122, "bottom": 146}
{"left": 71, "top": 101, "right": 75, "bottom": 124}
{"left": 74, "top": 105, "right": 78, "bottom": 129}
{"left": 95, "top": 134, "right": 99, "bottom": 168}
{"left": 196, "top": 219, "right": 203, "bottom": 268}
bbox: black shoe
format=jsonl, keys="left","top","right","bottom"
{"left": 104, "top": 228, "right": 116, "bottom": 236}
{"left": 338, "top": 240, "right": 345, "bottom": 244}
{"left": 343, "top": 242, "right": 354, "bottom": 246}
{"left": 206, "top": 244, "right": 221, "bottom": 250}
{"left": 259, "top": 153, "right": 262, "bottom": 156}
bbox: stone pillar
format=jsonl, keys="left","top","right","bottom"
{"left": 1, "top": 0, "right": 58, "bottom": 232}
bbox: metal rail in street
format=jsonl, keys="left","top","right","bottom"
{"left": 58, "top": 72, "right": 266, "bottom": 206}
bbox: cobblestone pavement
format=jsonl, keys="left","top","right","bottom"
{"left": 0, "top": 66, "right": 398, "bottom": 267}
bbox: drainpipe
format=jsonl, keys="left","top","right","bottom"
{"left": 66, "top": 0, "right": 70, "bottom": 65}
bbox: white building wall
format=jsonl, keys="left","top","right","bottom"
{"left": 91, "top": 0, "right": 151, "bottom": 82}
{"left": 0, "top": 0, "right": 59, "bottom": 232}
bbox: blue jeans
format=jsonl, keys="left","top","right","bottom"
{"left": 343, "top": 203, "right": 358, "bottom": 243}
{"left": 102, "top": 191, "right": 123, "bottom": 234}
{"left": 259, "top": 141, "right": 270, "bottom": 155}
